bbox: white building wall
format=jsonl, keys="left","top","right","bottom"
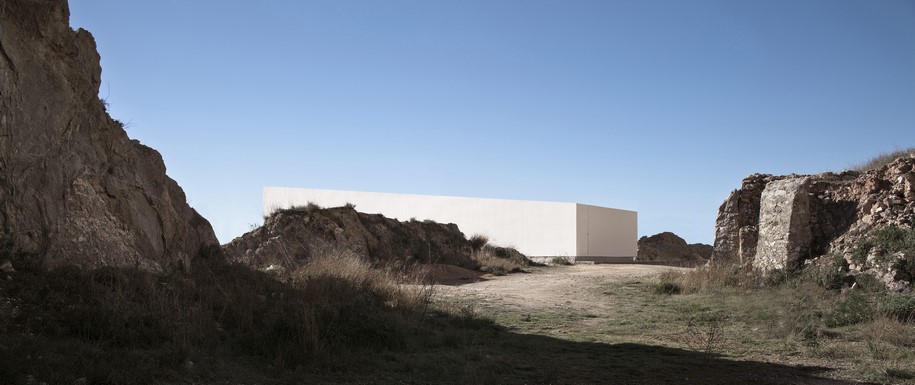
{"left": 576, "top": 204, "right": 638, "bottom": 257}
{"left": 263, "top": 187, "right": 634, "bottom": 258}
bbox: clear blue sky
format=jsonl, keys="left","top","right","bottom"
{"left": 70, "top": 1, "right": 915, "bottom": 245}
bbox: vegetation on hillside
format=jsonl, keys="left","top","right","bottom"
{"left": 648, "top": 228, "right": 915, "bottom": 384}
{"left": 851, "top": 147, "right": 915, "bottom": 172}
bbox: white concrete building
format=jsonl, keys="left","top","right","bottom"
{"left": 263, "top": 187, "right": 637, "bottom": 259}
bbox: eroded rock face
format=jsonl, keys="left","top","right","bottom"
{"left": 223, "top": 206, "right": 477, "bottom": 270}
{"left": 754, "top": 177, "right": 811, "bottom": 271}
{"left": 712, "top": 156, "right": 915, "bottom": 276}
{"left": 710, "top": 174, "right": 770, "bottom": 264}
{"left": 0, "top": 0, "right": 217, "bottom": 271}
{"left": 636, "top": 232, "right": 711, "bottom": 262}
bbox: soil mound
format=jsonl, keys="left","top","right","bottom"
{"left": 224, "top": 205, "right": 479, "bottom": 270}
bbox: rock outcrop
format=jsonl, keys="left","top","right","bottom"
{"left": 224, "top": 206, "right": 479, "bottom": 271}
{"left": 712, "top": 156, "right": 915, "bottom": 276}
{"left": 637, "top": 232, "right": 712, "bottom": 262}
{"left": 0, "top": 0, "right": 217, "bottom": 271}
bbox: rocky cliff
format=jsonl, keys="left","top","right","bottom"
{"left": 711, "top": 156, "right": 915, "bottom": 276}
{"left": 637, "top": 232, "right": 712, "bottom": 262}
{"left": 0, "top": 0, "right": 217, "bottom": 271}
{"left": 224, "top": 206, "right": 479, "bottom": 271}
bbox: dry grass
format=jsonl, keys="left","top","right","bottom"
{"left": 291, "top": 250, "right": 431, "bottom": 310}
{"left": 654, "top": 263, "right": 747, "bottom": 294}
{"left": 851, "top": 147, "right": 915, "bottom": 172}
{"left": 0, "top": 248, "right": 440, "bottom": 383}
{"left": 645, "top": 256, "right": 915, "bottom": 384}
{"left": 470, "top": 245, "right": 533, "bottom": 275}
{"left": 867, "top": 316, "right": 915, "bottom": 349}
{"left": 468, "top": 234, "right": 489, "bottom": 252}
{"left": 470, "top": 247, "right": 524, "bottom": 276}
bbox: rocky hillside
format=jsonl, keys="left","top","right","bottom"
{"left": 0, "top": 0, "right": 217, "bottom": 271}
{"left": 224, "top": 205, "right": 481, "bottom": 271}
{"left": 711, "top": 155, "right": 915, "bottom": 283}
{"left": 637, "top": 232, "right": 712, "bottom": 262}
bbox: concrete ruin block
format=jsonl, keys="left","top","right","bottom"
{"left": 754, "top": 177, "right": 812, "bottom": 271}
{"left": 710, "top": 190, "right": 740, "bottom": 262}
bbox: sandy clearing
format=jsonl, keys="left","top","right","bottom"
{"left": 433, "top": 263, "right": 686, "bottom": 312}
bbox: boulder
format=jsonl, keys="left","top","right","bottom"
{"left": 637, "top": 232, "right": 711, "bottom": 262}
{"left": 0, "top": 0, "right": 217, "bottom": 271}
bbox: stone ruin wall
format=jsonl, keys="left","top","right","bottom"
{"left": 711, "top": 157, "right": 915, "bottom": 270}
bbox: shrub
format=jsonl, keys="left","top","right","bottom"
{"left": 278, "top": 202, "right": 322, "bottom": 215}
{"left": 653, "top": 281, "right": 681, "bottom": 295}
{"left": 469, "top": 234, "right": 489, "bottom": 252}
{"left": 653, "top": 270, "right": 684, "bottom": 295}
{"left": 881, "top": 294, "right": 915, "bottom": 322}
{"left": 760, "top": 268, "right": 791, "bottom": 287}
{"left": 825, "top": 292, "right": 877, "bottom": 327}
{"left": 850, "top": 226, "right": 915, "bottom": 287}
{"left": 471, "top": 246, "right": 524, "bottom": 276}
{"left": 802, "top": 254, "right": 849, "bottom": 290}
{"left": 852, "top": 273, "right": 887, "bottom": 293}
{"left": 852, "top": 226, "right": 915, "bottom": 265}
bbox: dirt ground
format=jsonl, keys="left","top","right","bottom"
{"left": 429, "top": 264, "right": 897, "bottom": 385}
{"left": 434, "top": 263, "right": 681, "bottom": 312}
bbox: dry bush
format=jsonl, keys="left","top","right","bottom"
{"left": 291, "top": 250, "right": 430, "bottom": 310}
{"left": 654, "top": 270, "right": 684, "bottom": 294}
{"left": 655, "top": 263, "right": 744, "bottom": 294}
{"left": 471, "top": 247, "right": 524, "bottom": 276}
{"left": 866, "top": 316, "right": 915, "bottom": 350}
{"left": 851, "top": 147, "right": 915, "bottom": 172}
{"left": 469, "top": 234, "right": 489, "bottom": 252}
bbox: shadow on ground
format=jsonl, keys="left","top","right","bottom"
{"left": 0, "top": 258, "right": 881, "bottom": 385}
{"left": 329, "top": 328, "right": 877, "bottom": 385}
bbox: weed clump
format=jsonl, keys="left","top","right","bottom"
{"left": 653, "top": 281, "right": 681, "bottom": 295}
{"left": 276, "top": 202, "right": 323, "bottom": 215}
{"left": 469, "top": 234, "right": 489, "bottom": 252}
